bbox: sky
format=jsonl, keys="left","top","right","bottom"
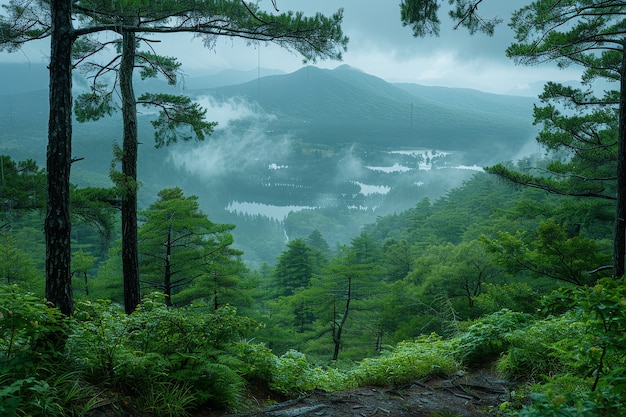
{"left": 168, "top": 0, "right": 583, "bottom": 96}
{"left": 0, "top": 0, "right": 583, "bottom": 97}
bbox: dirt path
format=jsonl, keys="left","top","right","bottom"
{"left": 209, "top": 368, "right": 517, "bottom": 417}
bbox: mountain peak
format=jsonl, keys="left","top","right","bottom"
{"left": 334, "top": 64, "right": 358, "bottom": 72}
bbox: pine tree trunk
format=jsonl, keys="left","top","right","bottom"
{"left": 614, "top": 44, "right": 626, "bottom": 278}
{"left": 45, "top": 0, "right": 74, "bottom": 316}
{"left": 164, "top": 215, "right": 173, "bottom": 307}
{"left": 332, "top": 276, "right": 351, "bottom": 361}
{"left": 120, "top": 27, "right": 141, "bottom": 314}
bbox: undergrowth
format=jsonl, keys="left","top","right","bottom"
{"left": 2, "top": 280, "right": 625, "bottom": 416}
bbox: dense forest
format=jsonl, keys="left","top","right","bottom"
{"left": 2, "top": 1, "right": 626, "bottom": 417}
{"left": 1, "top": 149, "right": 623, "bottom": 416}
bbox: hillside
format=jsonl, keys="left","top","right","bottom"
{"left": 0, "top": 63, "right": 537, "bottom": 165}
{"left": 197, "top": 65, "right": 537, "bottom": 152}
{"left": 0, "top": 62, "right": 540, "bottom": 264}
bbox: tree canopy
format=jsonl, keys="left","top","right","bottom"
{"left": 0, "top": 0, "right": 348, "bottom": 314}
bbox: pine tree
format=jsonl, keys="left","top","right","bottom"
{"left": 1, "top": 0, "right": 348, "bottom": 314}
{"left": 139, "top": 187, "right": 244, "bottom": 307}
{"left": 498, "top": 1, "right": 626, "bottom": 277}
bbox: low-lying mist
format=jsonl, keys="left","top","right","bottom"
{"left": 169, "top": 95, "right": 291, "bottom": 178}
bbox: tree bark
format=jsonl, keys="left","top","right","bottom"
{"left": 120, "top": 27, "right": 141, "bottom": 314}
{"left": 614, "top": 43, "right": 626, "bottom": 278}
{"left": 332, "top": 275, "right": 351, "bottom": 361}
{"left": 45, "top": 0, "right": 74, "bottom": 316}
{"left": 163, "top": 214, "right": 173, "bottom": 306}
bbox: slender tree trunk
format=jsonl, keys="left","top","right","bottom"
{"left": 614, "top": 43, "right": 626, "bottom": 278}
{"left": 45, "top": 0, "right": 74, "bottom": 316}
{"left": 120, "top": 27, "right": 141, "bottom": 314}
{"left": 163, "top": 214, "right": 173, "bottom": 306}
{"left": 332, "top": 275, "right": 351, "bottom": 361}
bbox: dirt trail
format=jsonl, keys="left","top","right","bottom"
{"left": 210, "top": 367, "right": 517, "bottom": 417}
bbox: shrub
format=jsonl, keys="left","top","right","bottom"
{"left": 496, "top": 313, "right": 583, "bottom": 379}
{"left": 354, "top": 334, "right": 459, "bottom": 386}
{"left": 0, "top": 285, "right": 82, "bottom": 417}
{"left": 453, "top": 309, "right": 532, "bottom": 365}
{"left": 0, "top": 284, "right": 68, "bottom": 375}
{"left": 512, "top": 278, "right": 626, "bottom": 416}
{"left": 68, "top": 295, "right": 257, "bottom": 412}
{"left": 269, "top": 350, "right": 352, "bottom": 395}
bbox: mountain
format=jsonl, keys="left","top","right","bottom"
{"left": 0, "top": 63, "right": 541, "bottom": 264}
{"left": 180, "top": 67, "right": 285, "bottom": 89}
{"left": 0, "top": 63, "right": 538, "bottom": 167}
{"left": 192, "top": 65, "right": 537, "bottom": 153}
{"left": 393, "top": 82, "right": 536, "bottom": 120}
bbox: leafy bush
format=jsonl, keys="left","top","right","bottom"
{"left": 269, "top": 350, "right": 351, "bottom": 395}
{"left": 68, "top": 295, "right": 257, "bottom": 411}
{"left": 454, "top": 309, "right": 532, "bottom": 365}
{"left": 510, "top": 278, "right": 626, "bottom": 416}
{"left": 0, "top": 284, "right": 68, "bottom": 374}
{"left": 228, "top": 340, "right": 276, "bottom": 380}
{"left": 354, "top": 334, "right": 459, "bottom": 386}
{"left": 0, "top": 285, "right": 102, "bottom": 417}
{"left": 496, "top": 313, "right": 582, "bottom": 379}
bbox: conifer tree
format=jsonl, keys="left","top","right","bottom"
{"left": 401, "top": 0, "right": 626, "bottom": 277}
{"left": 139, "top": 187, "right": 244, "bottom": 307}
{"left": 491, "top": 1, "right": 626, "bottom": 277}
{"left": 1, "top": 0, "right": 348, "bottom": 314}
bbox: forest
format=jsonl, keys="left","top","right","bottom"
{"left": 2, "top": 1, "right": 626, "bottom": 417}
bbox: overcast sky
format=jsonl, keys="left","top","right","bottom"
{"left": 1, "top": 0, "right": 583, "bottom": 96}
{"left": 173, "top": 0, "right": 583, "bottom": 96}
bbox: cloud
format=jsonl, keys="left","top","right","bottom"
{"left": 165, "top": 1, "right": 582, "bottom": 96}
{"left": 335, "top": 145, "right": 367, "bottom": 182}
{"left": 0, "top": 0, "right": 586, "bottom": 96}
{"left": 169, "top": 95, "right": 288, "bottom": 177}
{"left": 193, "top": 95, "right": 276, "bottom": 128}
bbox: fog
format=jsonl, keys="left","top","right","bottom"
{"left": 169, "top": 95, "right": 290, "bottom": 178}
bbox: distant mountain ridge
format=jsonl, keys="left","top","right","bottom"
{"left": 193, "top": 65, "right": 537, "bottom": 151}
{"left": 0, "top": 62, "right": 542, "bottom": 264}
{"left": 0, "top": 62, "right": 537, "bottom": 164}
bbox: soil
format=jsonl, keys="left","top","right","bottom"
{"left": 197, "top": 366, "right": 518, "bottom": 417}
{"left": 86, "top": 365, "right": 518, "bottom": 417}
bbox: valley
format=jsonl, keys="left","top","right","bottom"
{"left": 0, "top": 62, "right": 538, "bottom": 266}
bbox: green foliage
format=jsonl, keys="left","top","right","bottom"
{"left": 137, "top": 52, "right": 180, "bottom": 84}
{"left": 400, "top": 0, "right": 501, "bottom": 37}
{"left": 354, "top": 335, "right": 459, "bottom": 386}
{"left": 269, "top": 350, "right": 352, "bottom": 396}
{"left": 138, "top": 93, "right": 217, "bottom": 148}
{"left": 68, "top": 294, "right": 257, "bottom": 411}
{"left": 496, "top": 278, "right": 626, "bottom": 416}
{"left": 482, "top": 218, "right": 610, "bottom": 286}
{"left": 474, "top": 282, "right": 539, "bottom": 314}
{"left": 0, "top": 285, "right": 104, "bottom": 417}
{"left": 70, "top": 185, "right": 118, "bottom": 250}
{"left": 139, "top": 187, "right": 245, "bottom": 306}
{"left": 412, "top": 240, "right": 503, "bottom": 313}
{"left": 454, "top": 309, "right": 532, "bottom": 365}
{"left": 0, "top": 233, "right": 40, "bottom": 289}
{"left": 138, "top": 381, "right": 197, "bottom": 417}
{"left": 74, "top": 83, "right": 116, "bottom": 123}
{"left": 273, "top": 238, "right": 317, "bottom": 297}
{"left": 109, "top": 142, "right": 138, "bottom": 198}
{"left": 0, "top": 285, "right": 67, "bottom": 372}
{"left": 496, "top": 313, "right": 582, "bottom": 380}
{"left": 0, "top": 156, "right": 46, "bottom": 212}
